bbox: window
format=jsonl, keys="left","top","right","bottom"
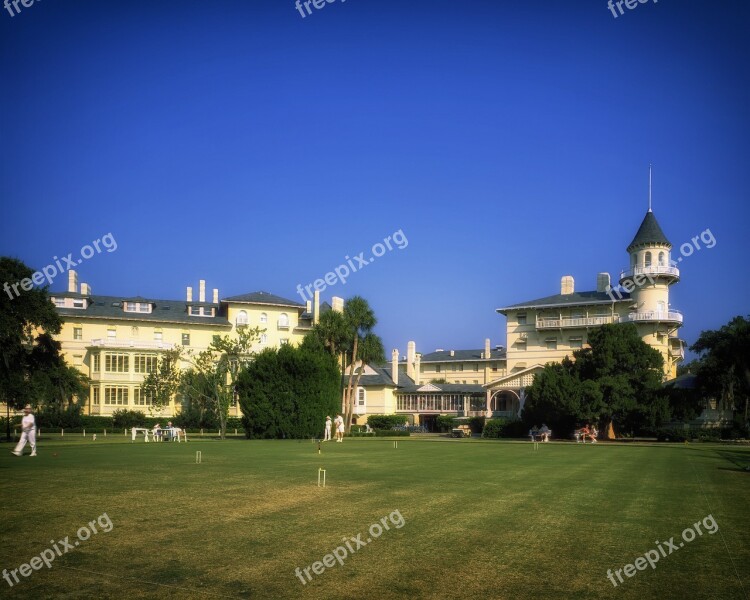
{"left": 105, "top": 353, "right": 129, "bottom": 373}
{"left": 236, "top": 310, "right": 248, "bottom": 325}
{"left": 631, "top": 253, "right": 637, "bottom": 267}
{"left": 645, "top": 251, "right": 652, "bottom": 267}
{"left": 73, "top": 327, "right": 82, "bottom": 340}
{"left": 516, "top": 339, "right": 527, "bottom": 350}
{"left": 657, "top": 301, "right": 666, "bottom": 314}
{"left": 124, "top": 302, "right": 151, "bottom": 313}
{"left": 92, "top": 387, "right": 100, "bottom": 405}
{"left": 154, "top": 331, "right": 163, "bottom": 342}
{"left": 107, "top": 328, "right": 116, "bottom": 339}
{"left": 278, "top": 313, "right": 289, "bottom": 329}
{"left": 458, "top": 364, "right": 464, "bottom": 372}
{"left": 436, "top": 365, "right": 441, "bottom": 373}
{"left": 133, "top": 388, "right": 153, "bottom": 406}
{"left": 473, "top": 380, "right": 479, "bottom": 384}
{"left": 517, "top": 314, "right": 527, "bottom": 325}
{"left": 546, "top": 339, "right": 557, "bottom": 350}
{"left": 72, "top": 300, "right": 85, "bottom": 309}
{"left": 189, "top": 306, "right": 214, "bottom": 317}
{"left": 54, "top": 298, "right": 65, "bottom": 307}
{"left": 104, "top": 386, "right": 128, "bottom": 405}
{"left": 280, "top": 339, "right": 289, "bottom": 345}
{"left": 260, "top": 313, "right": 268, "bottom": 324}
{"left": 569, "top": 337, "right": 583, "bottom": 349}
{"left": 131, "top": 326, "right": 139, "bottom": 336}
{"left": 474, "top": 364, "right": 479, "bottom": 372}
{"left": 491, "top": 363, "right": 498, "bottom": 372}
{"left": 658, "top": 252, "right": 665, "bottom": 266}
{"left": 134, "top": 354, "right": 157, "bottom": 373}
{"left": 92, "top": 353, "right": 100, "bottom": 372}
{"left": 182, "top": 333, "right": 190, "bottom": 346}
{"left": 260, "top": 334, "right": 268, "bottom": 344}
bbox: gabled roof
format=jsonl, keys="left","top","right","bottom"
{"left": 53, "top": 294, "right": 232, "bottom": 327}
{"left": 627, "top": 210, "right": 671, "bottom": 250}
{"left": 344, "top": 364, "right": 415, "bottom": 388}
{"left": 395, "top": 382, "right": 485, "bottom": 394}
{"left": 416, "top": 348, "right": 506, "bottom": 363}
{"left": 497, "top": 290, "right": 631, "bottom": 312}
{"left": 222, "top": 291, "right": 304, "bottom": 308}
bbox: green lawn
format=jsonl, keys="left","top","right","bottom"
{"left": 1, "top": 435, "right": 748, "bottom": 599}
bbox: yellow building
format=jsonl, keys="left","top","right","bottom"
{"left": 51, "top": 270, "right": 335, "bottom": 417}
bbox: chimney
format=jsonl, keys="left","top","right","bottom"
{"left": 313, "top": 291, "right": 320, "bottom": 324}
{"left": 597, "top": 272, "right": 611, "bottom": 293}
{"left": 186, "top": 286, "right": 193, "bottom": 302}
{"left": 391, "top": 349, "right": 399, "bottom": 386}
{"left": 485, "top": 338, "right": 491, "bottom": 360}
{"left": 67, "top": 270, "right": 78, "bottom": 293}
{"left": 332, "top": 296, "right": 344, "bottom": 313}
{"left": 199, "top": 280, "right": 206, "bottom": 303}
{"left": 414, "top": 353, "right": 421, "bottom": 385}
{"left": 306, "top": 300, "right": 312, "bottom": 314}
{"left": 80, "top": 282, "right": 91, "bottom": 296}
{"left": 212, "top": 288, "right": 219, "bottom": 304}
{"left": 561, "top": 275, "right": 575, "bottom": 295}
{"left": 450, "top": 350, "right": 454, "bottom": 357}
{"left": 406, "top": 341, "right": 416, "bottom": 380}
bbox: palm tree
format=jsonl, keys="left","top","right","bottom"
{"left": 342, "top": 297, "right": 383, "bottom": 432}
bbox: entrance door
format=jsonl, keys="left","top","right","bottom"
{"left": 420, "top": 415, "right": 438, "bottom": 432}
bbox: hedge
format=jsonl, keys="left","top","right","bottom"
{"left": 374, "top": 429, "right": 410, "bottom": 437}
{"left": 367, "top": 415, "right": 409, "bottom": 430}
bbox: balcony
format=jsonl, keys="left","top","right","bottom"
{"left": 89, "top": 338, "right": 175, "bottom": 350}
{"left": 536, "top": 315, "right": 619, "bottom": 329}
{"left": 620, "top": 265, "right": 680, "bottom": 282}
{"left": 669, "top": 338, "right": 686, "bottom": 359}
{"left": 626, "top": 310, "right": 683, "bottom": 325}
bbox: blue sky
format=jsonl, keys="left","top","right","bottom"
{"left": 1, "top": 0, "right": 748, "bottom": 359}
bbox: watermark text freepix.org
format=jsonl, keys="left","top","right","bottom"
{"left": 605, "top": 227, "right": 715, "bottom": 301}
{"left": 295, "top": 510, "right": 405, "bottom": 584}
{"left": 3, "top": 233, "right": 117, "bottom": 300}
{"left": 607, "top": 0, "right": 658, "bottom": 19}
{"left": 606, "top": 514, "right": 718, "bottom": 587}
{"left": 294, "top": 0, "right": 347, "bottom": 19}
{"left": 3, "top": 512, "right": 114, "bottom": 588}
{"left": 296, "top": 229, "right": 407, "bottom": 302}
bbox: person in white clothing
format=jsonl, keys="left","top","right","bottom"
{"left": 12, "top": 405, "right": 37, "bottom": 457}
{"left": 334, "top": 414, "right": 344, "bottom": 443}
{"left": 324, "top": 416, "right": 332, "bottom": 441}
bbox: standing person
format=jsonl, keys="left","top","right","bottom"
{"left": 335, "top": 415, "right": 344, "bottom": 443}
{"left": 12, "top": 405, "right": 37, "bottom": 457}
{"left": 324, "top": 416, "right": 332, "bottom": 442}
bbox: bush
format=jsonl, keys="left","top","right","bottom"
{"left": 469, "top": 416, "right": 485, "bottom": 434}
{"left": 436, "top": 415, "right": 457, "bottom": 432}
{"left": 656, "top": 429, "right": 688, "bottom": 442}
{"left": 374, "top": 429, "right": 410, "bottom": 437}
{"left": 111, "top": 409, "right": 148, "bottom": 428}
{"left": 367, "top": 415, "right": 409, "bottom": 430}
{"left": 482, "top": 418, "right": 528, "bottom": 438}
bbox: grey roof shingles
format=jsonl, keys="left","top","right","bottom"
{"left": 222, "top": 291, "right": 304, "bottom": 308}
{"left": 416, "top": 349, "right": 506, "bottom": 363}
{"left": 497, "top": 290, "right": 631, "bottom": 312}
{"left": 627, "top": 211, "right": 671, "bottom": 250}
{"left": 54, "top": 294, "right": 232, "bottom": 327}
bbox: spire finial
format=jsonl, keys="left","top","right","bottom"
{"left": 648, "top": 163, "right": 652, "bottom": 212}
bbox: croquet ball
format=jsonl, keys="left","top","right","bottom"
{"left": 52, "top": 453, "right": 58, "bottom": 457}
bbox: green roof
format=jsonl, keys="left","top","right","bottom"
{"left": 627, "top": 210, "right": 671, "bottom": 250}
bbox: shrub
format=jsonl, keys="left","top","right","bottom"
{"left": 436, "top": 415, "right": 457, "bottom": 432}
{"left": 482, "top": 419, "right": 508, "bottom": 439}
{"left": 367, "top": 415, "right": 408, "bottom": 430}
{"left": 111, "top": 409, "right": 148, "bottom": 428}
{"left": 374, "top": 429, "right": 410, "bottom": 437}
{"left": 469, "top": 416, "right": 485, "bottom": 434}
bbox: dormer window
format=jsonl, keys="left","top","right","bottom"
{"left": 189, "top": 306, "right": 214, "bottom": 317}
{"left": 278, "top": 313, "right": 289, "bottom": 329}
{"left": 53, "top": 298, "right": 65, "bottom": 307}
{"left": 124, "top": 302, "right": 152, "bottom": 314}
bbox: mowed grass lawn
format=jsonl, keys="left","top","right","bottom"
{"left": 1, "top": 436, "right": 748, "bottom": 600}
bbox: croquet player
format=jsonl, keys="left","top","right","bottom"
{"left": 335, "top": 414, "right": 344, "bottom": 442}
{"left": 12, "top": 405, "right": 37, "bottom": 457}
{"left": 324, "top": 416, "right": 332, "bottom": 441}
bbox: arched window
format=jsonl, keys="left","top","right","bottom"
{"left": 259, "top": 313, "right": 268, "bottom": 324}
{"left": 278, "top": 313, "right": 289, "bottom": 328}
{"left": 658, "top": 252, "right": 665, "bottom": 266}
{"left": 236, "top": 310, "right": 248, "bottom": 325}
{"left": 644, "top": 251, "right": 652, "bottom": 267}
{"left": 260, "top": 333, "right": 268, "bottom": 344}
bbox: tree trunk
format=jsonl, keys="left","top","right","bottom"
{"left": 344, "top": 339, "right": 359, "bottom": 432}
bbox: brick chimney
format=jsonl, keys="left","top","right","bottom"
{"left": 186, "top": 286, "right": 193, "bottom": 302}
{"left": 391, "top": 349, "right": 399, "bottom": 386}
{"left": 212, "top": 288, "right": 219, "bottom": 304}
{"left": 485, "top": 338, "right": 491, "bottom": 360}
{"left": 597, "top": 273, "right": 611, "bottom": 293}
{"left": 561, "top": 275, "right": 574, "bottom": 295}
{"left": 199, "top": 280, "right": 206, "bottom": 303}
{"left": 406, "top": 341, "right": 416, "bottom": 380}
{"left": 414, "top": 353, "right": 421, "bottom": 385}
{"left": 67, "top": 269, "right": 78, "bottom": 293}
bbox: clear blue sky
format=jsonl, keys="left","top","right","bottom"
{"left": 1, "top": 0, "right": 748, "bottom": 359}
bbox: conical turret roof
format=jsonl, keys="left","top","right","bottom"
{"left": 627, "top": 210, "right": 671, "bottom": 250}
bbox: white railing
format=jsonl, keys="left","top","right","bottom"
{"left": 536, "top": 315, "right": 619, "bottom": 329}
{"left": 627, "top": 310, "right": 683, "bottom": 324}
{"left": 89, "top": 339, "right": 175, "bottom": 350}
{"left": 620, "top": 265, "right": 680, "bottom": 280}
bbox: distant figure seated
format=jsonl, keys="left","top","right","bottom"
{"left": 539, "top": 424, "right": 551, "bottom": 442}
{"left": 364, "top": 423, "right": 374, "bottom": 434}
